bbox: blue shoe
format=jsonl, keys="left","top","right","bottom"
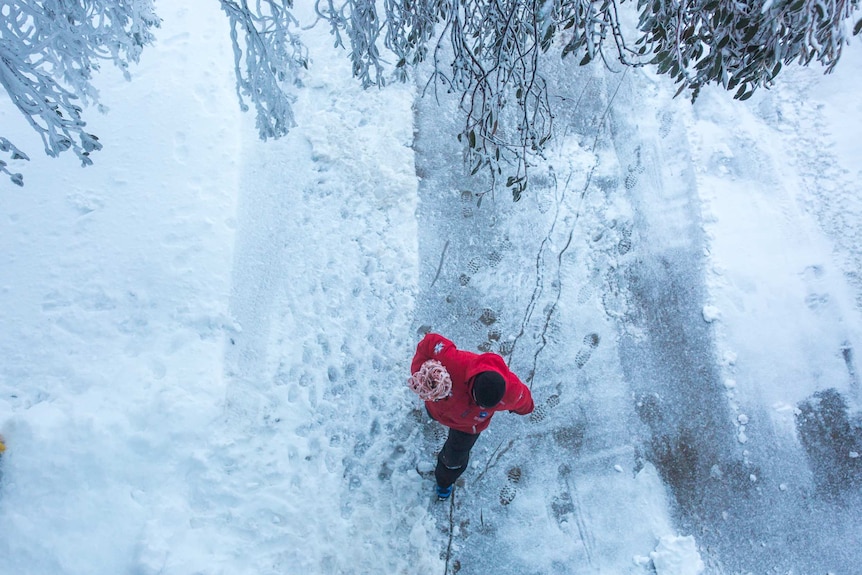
{"left": 436, "top": 484, "right": 452, "bottom": 500}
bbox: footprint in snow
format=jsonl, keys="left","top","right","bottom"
{"left": 460, "top": 190, "right": 474, "bottom": 218}
{"left": 575, "top": 333, "right": 601, "bottom": 368}
{"left": 459, "top": 258, "right": 481, "bottom": 287}
{"left": 551, "top": 490, "right": 575, "bottom": 527}
{"left": 618, "top": 226, "right": 633, "bottom": 256}
{"left": 499, "top": 466, "right": 522, "bottom": 506}
{"left": 530, "top": 393, "right": 561, "bottom": 424}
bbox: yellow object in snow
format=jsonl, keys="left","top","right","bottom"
{"left": 0, "top": 434, "right": 5, "bottom": 454}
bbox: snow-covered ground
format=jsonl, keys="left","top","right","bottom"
{"left": 1, "top": 3, "right": 860, "bottom": 574}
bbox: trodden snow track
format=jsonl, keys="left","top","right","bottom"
{"left": 412, "top": 56, "right": 681, "bottom": 574}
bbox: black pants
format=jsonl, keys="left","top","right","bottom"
{"left": 435, "top": 428, "right": 480, "bottom": 489}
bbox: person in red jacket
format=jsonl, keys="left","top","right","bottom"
{"left": 409, "top": 332, "right": 534, "bottom": 500}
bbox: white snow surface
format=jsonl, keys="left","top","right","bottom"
{"left": 1, "top": 3, "right": 860, "bottom": 575}
{"left": 650, "top": 535, "right": 704, "bottom": 575}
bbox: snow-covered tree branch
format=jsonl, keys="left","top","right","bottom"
{"left": 219, "top": 0, "right": 307, "bottom": 141}
{"left": 0, "top": 0, "right": 159, "bottom": 186}
{"left": 639, "top": 0, "right": 861, "bottom": 101}
{"left": 2, "top": 1, "right": 858, "bottom": 193}
{"left": 314, "top": 0, "right": 860, "bottom": 199}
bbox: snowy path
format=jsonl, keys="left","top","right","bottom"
{"left": 606, "top": 45, "right": 862, "bottom": 574}
{"left": 411, "top": 41, "right": 862, "bottom": 574}
{"left": 177, "top": 22, "right": 441, "bottom": 574}
{"left": 0, "top": 4, "right": 861, "bottom": 575}
{"left": 0, "top": 4, "right": 242, "bottom": 573}
{"left": 680, "top": 51, "right": 862, "bottom": 572}
{"left": 412, "top": 60, "right": 684, "bottom": 573}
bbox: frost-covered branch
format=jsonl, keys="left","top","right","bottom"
{"left": 0, "top": 0, "right": 159, "bottom": 185}
{"left": 315, "top": 0, "right": 384, "bottom": 88}
{"left": 219, "top": 0, "right": 308, "bottom": 140}
{"left": 0, "top": 137, "right": 28, "bottom": 186}
{"left": 638, "top": 0, "right": 861, "bottom": 101}
{"left": 315, "top": 0, "right": 861, "bottom": 199}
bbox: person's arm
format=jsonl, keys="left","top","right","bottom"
{"left": 507, "top": 375, "right": 535, "bottom": 415}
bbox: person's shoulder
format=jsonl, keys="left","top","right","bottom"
{"left": 424, "top": 332, "right": 457, "bottom": 348}
{"left": 471, "top": 352, "right": 511, "bottom": 374}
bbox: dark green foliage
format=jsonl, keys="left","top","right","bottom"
{"left": 637, "top": 0, "right": 859, "bottom": 103}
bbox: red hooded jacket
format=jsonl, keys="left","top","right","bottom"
{"left": 411, "top": 333, "right": 534, "bottom": 434}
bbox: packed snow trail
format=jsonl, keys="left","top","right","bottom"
{"left": 182, "top": 18, "right": 444, "bottom": 574}
{"left": 412, "top": 34, "right": 862, "bottom": 575}
{"left": 412, "top": 55, "right": 684, "bottom": 574}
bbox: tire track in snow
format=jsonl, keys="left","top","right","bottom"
{"left": 613, "top": 63, "right": 862, "bottom": 573}
{"left": 681, "top": 71, "right": 862, "bottom": 573}
{"left": 607, "top": 69, "right": 754, "bottom": 573}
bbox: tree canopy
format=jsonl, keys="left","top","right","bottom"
{"left": 314, "top": 0, "right": 860, "bottom": 198}
{"left": 1, "top": 0, "right": 859, "bottom": 192}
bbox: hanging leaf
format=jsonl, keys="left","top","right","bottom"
{"left": 658, "top": 56, "right": 673, "bottom": 74}
{"left": 471, "top": 158, "right": 483, "bottom": 175}
{"left": 854, "top": 18, "right": 862, "bottom": 35}
{"left": 771, "top": 61, "right": 782, "bottom": 78}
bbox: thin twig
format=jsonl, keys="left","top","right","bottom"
{"left": 474, "top": 438, "right": 515, "bottom": 484}
{"left": 430, "top": 239, "right": 450, "bottom": 287}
